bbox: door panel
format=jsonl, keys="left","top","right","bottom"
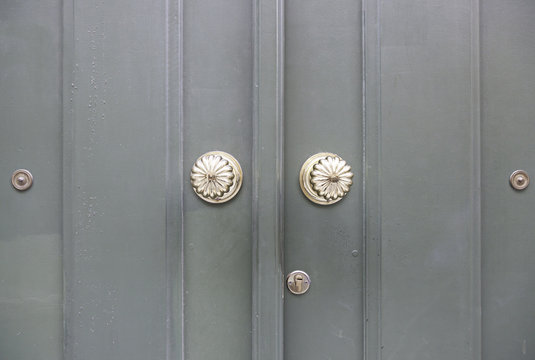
{"left": 481, "top": 1, "right": 535, "bottom": 359}
{"left": 284, "top": 0, "right": 363, "bottom": 359}
{"left": 0, "top": 1, "right": 63, "bottom": 359}
{"left": 183, "top": 0, "right": 253, "bottom": 358}
{"left": 379, "top": 1, "right": 477, "bottom": 359}
{"left": 65, "top": 0, "right": 169, "bottom": 358}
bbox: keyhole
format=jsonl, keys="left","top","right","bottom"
{"left": 294, "top": 274, "right": 304, "bottom": 293}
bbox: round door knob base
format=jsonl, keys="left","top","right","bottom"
{"left": 190, "top": 151, "right": 242, "bottom": 203}
{"left": 299, "top": 153, "right": 354, "bottom": 205}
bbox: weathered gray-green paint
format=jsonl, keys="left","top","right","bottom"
{"left": 481, "top": 1, "right": 535, "bottom": 359}
{"left": 1, "top": 0, "right": 535, "bottom": 359}
{"left": 284, "top": 0, "right": 363, "bottom": 358}
{"left": 0, "top": 1, "right": 63, "bottom": 359}
{"left": 183, "top": 0, "right": 253, "bottom": 358}
{"left": 378, "top": 0, "right": 480, "bottom": 358}
{"left": 64, "top": 0, "right": 169, "bottom": 358}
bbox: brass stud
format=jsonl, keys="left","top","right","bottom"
{"left": 11, "top": 169, "right": 33, "bottom": 191}
{"left": 510, "top": 170, "right": 529, "bottom": 191}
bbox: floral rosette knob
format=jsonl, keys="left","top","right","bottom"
{"left": 310, "top": 156, "right": 353, "bottom": 201}
{"left": 299, "top": 152, "right": 354, "bottom": 205}
{"left": 190, "top": 151, "right": 243, "bottom": 203}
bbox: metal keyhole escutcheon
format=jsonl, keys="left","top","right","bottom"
{"left": 286, "top": 270, "right": 311, "bottom": 295}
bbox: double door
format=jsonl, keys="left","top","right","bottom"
{"left": 1, "top": 0, "right": 535, "bottom": 359}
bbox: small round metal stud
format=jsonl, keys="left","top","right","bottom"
{"left": 11, "top": 169, "right": 33, "bottom": 191}
{"left": 190, "top": 151, "right": 243, "bottom": 204}
{"left": 510, "top": 170, "right": 529, "bottom": 191}
{"left": 299, "top": 152, "right": 354, "bottom": 205}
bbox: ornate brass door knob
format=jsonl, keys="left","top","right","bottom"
{"left": 299, "top": 152, "right": 354, "bottom": 205}
{"left": 190, "top": 151, "right": 243, "bottom": 203}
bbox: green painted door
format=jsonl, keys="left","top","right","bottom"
{"left": 1, "top": 0, "right": 535, "bottom": 359}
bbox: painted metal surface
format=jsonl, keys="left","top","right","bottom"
{"left": 284, "top": 1, "right": 363, "bottom": 359}
{"left": 379, "top": 0, "right": 479, "bottom": 357}
{"left": 481, "top": 1, "right": 535, "bottom": 358}
{"left": 0, "top": 1, "right": 63, "bottom": 359}
{"left": 1, "top": 0, "right": 535, "bottom": 359}
{"left": 182, "top": 0, "right": 253, "bottom": 358}
{"left": 63, "top": 0, "right": 170, "bottom": 358}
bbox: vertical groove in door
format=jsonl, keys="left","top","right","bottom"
{"left": 251, "top": 0, "right": 258, "bottom": 354}
{"left": 470, "top": 0, "right": 482, "bottom": 357}
{"left": 251, "top": 0, "right": 261, "bottom": 356}
{"left": 165, "top": 0, "right": 183, "bottom": 358}
{"left": 252, "top": 0, "right": 285, "bottom": 359}
{"left": 363, "top": 0, "right": 382, "bottom": 358}
{"left": 276, "top": 0, "right": 285, "bottom": 304}
{"left": 62, "top": 0, "right": 75, "bottom": 358}
{"left": 177, "top": 0, "right": 185, "bottom": 359}
{"left": 276, "top": 0, "right": 285, "bottom": 357}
